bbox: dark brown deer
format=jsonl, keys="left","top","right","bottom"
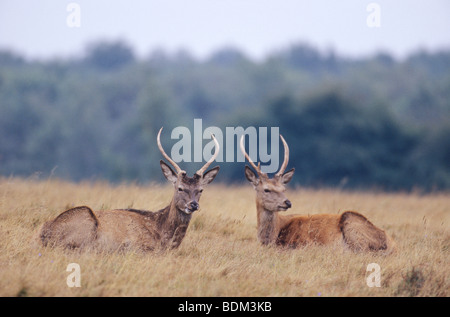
{"left": 240, "top": 134, "right": 396, "bottom": 253}
{"left": 39, "top": 127, "right": 220, "bottom": 252}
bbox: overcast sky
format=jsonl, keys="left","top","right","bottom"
{"left": 1, "top": 0, "right": 449, "bottom": 61}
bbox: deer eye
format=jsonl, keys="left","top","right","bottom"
{"left": 178, "top": 187, "right": 183, "bottom": 192}
{"left": 199, "top": 189, "right": 203, "bottom": 193}
{"left": 264, "top": 189, "right": 271, "bottom": 193}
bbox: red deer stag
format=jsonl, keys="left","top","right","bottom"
{"left": 39, "top": 127, "right": 220, "bottom": 251}
{"left": 240, "top": 135, "right": 396, "bottom": 253}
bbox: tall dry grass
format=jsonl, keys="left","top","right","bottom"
{"left": 0, "top": 177, "right": 448, "bottom": 296}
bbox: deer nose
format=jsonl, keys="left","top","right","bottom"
{"left": 189, "top": 201, "right": 199, "bottom": 211}
{"left": 284, "top": 200, "right": 292, "bottom": 208}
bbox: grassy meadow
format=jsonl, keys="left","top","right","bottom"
{"left": 0, "top": 177, "right": 448, "bottom": 297}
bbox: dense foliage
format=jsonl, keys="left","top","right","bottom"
{"left": 0, "top": 41, "right": 449, "bottom": 191}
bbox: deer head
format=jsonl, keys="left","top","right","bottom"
{"left": 158, "top": 127, "right": 220, "bottom": 215}
{"left": 240, "top": 134, "right": 295, "bottom": 213}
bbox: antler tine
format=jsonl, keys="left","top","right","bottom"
{"left": 240, "top": 135, "right": 261, "bottom": 174}
{"left": 275, "top": 134, "right": 289, "bottom": 177}
{"left": 157, "top": 127, "right": 184, "bottom": 175}
{"left": 196, "top": 133, "right": 220, "bottom": 176}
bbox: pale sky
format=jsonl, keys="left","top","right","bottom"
{"left": 1, "top": 0, "right": 449, "bottom": 61}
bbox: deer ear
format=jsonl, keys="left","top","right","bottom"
{"left": 281, "top": 168, "right": 295, "bottom": 185}
{"left": 201, "top": 166, "right": 220, "bottom": 186}
{"left": 244, "top": 165, "right": 259, "bottom": 187}
{"left": 160, "top": 160, "right": 178, "bottom": 184}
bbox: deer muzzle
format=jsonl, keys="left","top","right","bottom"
{"left": 184, "top": 201, "right": 199, "bottom": 214}
{"left": 278, "top": 199, "right": 292, "bottom": 211}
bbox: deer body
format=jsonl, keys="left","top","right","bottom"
{"left": 257, "top": 207, "right": 342, "bottom": 246}
{"left": 241, "top": 135, "right": 396, "bottom": 253}
{"left": 276, "top": 213, "right": 342, "bottom": 247}
{"left": 96, "top": 204, "right": 192, "bottom": 251}
{"left": 40, "top": 203, "right": 192, "bottom": 251}
{"left": 39, "top": 128, "right": 220, "bottom": 251}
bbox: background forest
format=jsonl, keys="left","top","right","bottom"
{"left": 0, "top": 40, "right": 449, "bottom": 191}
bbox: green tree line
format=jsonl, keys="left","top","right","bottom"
{"left": 0, "top": 41, "right": 449, "bottom": 191}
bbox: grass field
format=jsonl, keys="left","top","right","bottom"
{"left": 0, "top": 177, "right": 448, "bottom": 297}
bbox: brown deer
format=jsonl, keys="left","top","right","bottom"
{"left": 39, "top": 127, "right": 220, "bottom": 252}
{"left": 240, "top": 135, "right": 396, "bottom": 253}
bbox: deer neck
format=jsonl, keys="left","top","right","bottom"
{"left": 256, "top": 200, "right": 280, "bottom": 245}
{"left": 157, "top": 198, "right": 191, "bottom": 249}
